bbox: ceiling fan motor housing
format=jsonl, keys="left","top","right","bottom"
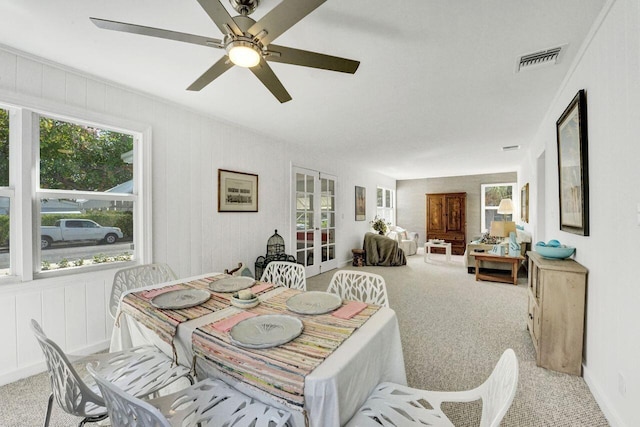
{"left": 229, "top": 0, "right": 259, "bottom": 15}
{"left": 223, "top": 14, "right": 264, "bottom": 66}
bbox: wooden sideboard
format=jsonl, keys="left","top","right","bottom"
{"left": 527, "top": 251, "right": 587, "bottom": 375}
{"left": 426, "top": 192, "right": 466, "bottom": 255}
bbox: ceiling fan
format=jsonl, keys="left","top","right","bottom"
{"left": 90, "top": 0, "right": 360, "bottom": 103}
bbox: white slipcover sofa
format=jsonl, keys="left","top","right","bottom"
{"left": 386, "top": 226, "right": 418, "bottom": 256}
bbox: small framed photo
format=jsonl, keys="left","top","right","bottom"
{"left": 355, "top": 186, "right": 366, "bottom": 221}
{"left": 556, "top": 89, "right": 589, "bottom": 235}
{"left": 218, "top": 169, "right": 258, "bottom": 212}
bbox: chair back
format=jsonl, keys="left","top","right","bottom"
{"left": 479, "top": 348, "right": 519, "bottom": 427}
{"left": 89, "top": 366, "right": 292, "bottom": 427}
{"left": 30, "top": 319, "right": 104, "bottom": 418}
{"left": 87, "top": 363, "right": 170, "bottom": 427}
{"left": 109, "top": 263, "right": 177, "bottom": 318}
{"left": 327, "top": 271, "right": 389, "bottom": 307}
{"left": 260, "top": 261, "right": 306, "bottom": 290}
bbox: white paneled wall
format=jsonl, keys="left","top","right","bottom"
{"left": 0, "top": 268, "right": 115, "bottom": 384}
{"left": 0, "top": 45, "right": 395, "bottom": 385}
{"left": 520, "top": 1, "right": 640, "bottom": 425}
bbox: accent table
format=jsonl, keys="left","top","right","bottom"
{"left": 424, "top": 242, "right": 452, "bottom": 263}
{"left": 474, "top": 253, "right": 525, "bottom": 285}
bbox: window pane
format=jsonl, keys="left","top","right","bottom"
{"left": 296, "top": 173, "right": 305, "bottom": 192}
{"left": 0, "top": 108, "right": 8, "bottom": 187}
{"left": 377, "top": 188, "right": 383, "bottom": 207}
{"left": 385, "top": 189, "right": 391, "bottom": 207}
{"left": 39, "top": 116, "right": 134, "bottom": 192}
{"left": 39, "top": 201, "right": 134, "bottom": 271}
{"left": 484, "top": 209, "right": 497, "bottom": 230}
{"left": 0, "top": 197, "right": 9, "bottom": 275}
{"left": 484, "top": 185, "right": 513, "bottom": 207}
{"left": 296, "top": 193, "right": 310, "bottom": 210}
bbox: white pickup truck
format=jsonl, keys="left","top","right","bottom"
{"left": 41, "top": 219, "right": 124, "bottom": 249}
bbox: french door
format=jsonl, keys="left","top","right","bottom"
{"left": 292, "top": 167, "right": 338, "bottom": 278}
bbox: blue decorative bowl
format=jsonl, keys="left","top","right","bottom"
{"left": 534, "top": 245, "right": 575, "bottom": 259}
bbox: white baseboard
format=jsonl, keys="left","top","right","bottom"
{"left": 583, "top": 364, "right": 626, "bottom": 427}
{"left": 0, "top": 339, "right": 110, "bottom": 387}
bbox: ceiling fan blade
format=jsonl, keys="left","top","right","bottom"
{"left": 267, "top": 45, "right": 359, "bottom": 74}
{"left": 90, "top": 17, "right": 223, "bottom": 48}
{"left": 196, "top": 0, "right": 243, "bottom": 36}
{"left": 187, "top": 57, "right": 234, "bottom": 91}
{"left": 248, "top": 0, "right": 327, "bottom": 45}
{"left": 250, "top": 59, "right": 292, "bottom": 103}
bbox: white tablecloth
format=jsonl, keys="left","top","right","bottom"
{"left": 111, "top": 274, "right": 407, "bottom": 427}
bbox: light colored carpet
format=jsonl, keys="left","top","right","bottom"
{"left": 0, "top": 253, "right": 608, "bottom": 426}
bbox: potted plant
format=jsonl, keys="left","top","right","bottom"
{"left": 370, "top": 216, "right": 390, "bottom": 235}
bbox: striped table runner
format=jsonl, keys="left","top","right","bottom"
{"left": 119, "top": 274, "right": 275, "bottom": 347}
{"left": 192, "top": 288, "right": 380, "bottom": 409}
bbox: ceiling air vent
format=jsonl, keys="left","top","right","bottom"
{"left": 516, "top": 46, "right": 564, "bottom": 72}
{"left": 502, "top": 145, "right": 520, "bottom": 152}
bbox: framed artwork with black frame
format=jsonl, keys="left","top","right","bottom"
{"left": 218, "top": 169, "right": 258, "bottom": 212}
{"left": 355, "top": 186, "right": 366, "bottom": 221}
{"left": 520, "top": 183, "right": 529, "bottom": 223}
{"left": 556, "top": 89, "right": 589, "bottom": 235}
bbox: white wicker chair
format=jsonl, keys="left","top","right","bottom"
{"left": 88, "top": 364, "right": 292, "bottom": 427}
{"left": 260, "top": 261, "right": 306, "bottom": 291}
{"left": 345, "top": 349, "right": 519, "bottom": 427}
{"left": 31, "top": 319, "right": 192, "bottom": 427}
{"left": 326, "top": 271, "right": 389, "bottom": 307}
{"left": 109, "top": 263, "right": 177, "bottom": 319}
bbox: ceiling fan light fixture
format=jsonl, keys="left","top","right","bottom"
{"left": 227, "top": 41, "right": 261, "bottom": 67}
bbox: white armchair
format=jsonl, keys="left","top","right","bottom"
{"left": 386, "top": 226, "right": 418, "bottom": 256}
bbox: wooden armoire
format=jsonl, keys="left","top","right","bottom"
{"left": 426, "top": 192, "right": 466, "bottom": 255}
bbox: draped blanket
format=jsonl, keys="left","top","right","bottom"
{"left": 363, "top": 232, "right": 407, "bottom": 266}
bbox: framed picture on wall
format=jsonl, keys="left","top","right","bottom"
{"left": 556, "top": 89, "right": 589, "bottom": 235}
{"left": 520, "top": 183, "right": 529, "bottom": 223}
{"left": 355, "top": 186, "right": 366, "bottom": 221}
{"left": 218, "top": 169, "right": 258, "bottom": 212}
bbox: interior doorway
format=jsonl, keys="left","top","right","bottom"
{"left": 292, "top": 167, "right": 338, "bottom": 278}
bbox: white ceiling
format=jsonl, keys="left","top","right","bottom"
{"left": 0, "top": 0, "right": 606, "bottom": 179}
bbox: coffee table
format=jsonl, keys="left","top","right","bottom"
{"left": 474, "top": 253, "right": 525, "bottom": 285}
{"left": 424, "top": 241, "right": 452, "bottom": 263}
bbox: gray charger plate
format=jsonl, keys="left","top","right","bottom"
{"left": 150, "top": 289, "right": 210, "bottom": 309}
{"left": 286, "top": 291, "right": 342, "bottom": 315}
{"left": 229, "top": 315, "right": 303, "bottom": 349}
{"left": 210, "top": 276, "right": 256, "bottom": 293}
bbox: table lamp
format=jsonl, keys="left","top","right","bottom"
{"left": 490, "top": 198, "right": 516, "bottom": 237}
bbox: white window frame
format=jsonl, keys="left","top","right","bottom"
{"left": 480, "top": 182, "right": 517, "bottom": 233}
{"left": 0, "top": 101, "right": 152, "bottom": 283}
{"left": 376, "top": 187, "right": 395, "bottom": 225}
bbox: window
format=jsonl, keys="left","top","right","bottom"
{"left": 376, "top": 187, "right": 395, "bottom": 225}
{"left": 480, "top": 182, "right": 516, "bottom": 232}
{"left": 0, "top": 103, "right": 147, "bottom": 282}
{"left": 0, "top": 107, "right": 10, "bottom": 276}
{"left": 36, "top": 115, "right": 136, "bottom": 273}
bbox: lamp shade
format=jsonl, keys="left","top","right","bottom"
{"left": 490, "top": 221, "right": 516, "bottom": 237}
{"left": 497, "top": 199, "right": 514, "bottom": 215}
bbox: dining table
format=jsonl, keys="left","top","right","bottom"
{"left": 110, "top": 272, "right": 407, "bottom": 427}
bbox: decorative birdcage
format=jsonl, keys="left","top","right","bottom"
{"left": 255, "top": 229, "right": 297, "bottom": 280}
{"left": 266, "top": 230, "right": 285, "bottom": 255}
